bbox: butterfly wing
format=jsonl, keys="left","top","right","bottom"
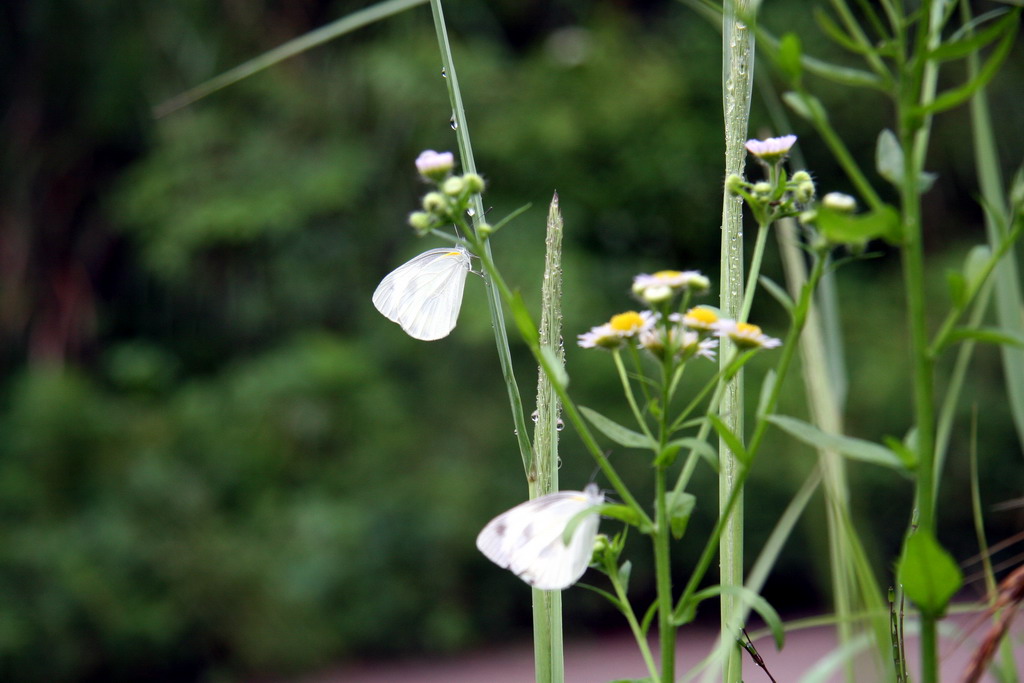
{"left": 476, "top": 485, "right": 603, "bottom": 591}
{"left": 373, "top": 247, "right": 471, "bottom": 341}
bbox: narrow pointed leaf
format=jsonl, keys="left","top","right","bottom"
{"left": 767, "top": 415, "right": 909, "bottom": 472}
{"left": 580, "top": 406, "right": 656, "bottom": 449}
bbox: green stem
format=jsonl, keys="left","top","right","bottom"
{"left": 654, "top": 466, "right": 675, "bottom": 682}
{"left": 897, "top": 4, "right": 948, "bottom": 680}
{"left": 720, "top": 2, "right": 755, "bottom": 678}
{"left": 604, "top": 557, "right": 660, "bottom": 680}
{"left": 739, "top": 221, "right": 771, "bottom": 322}
{"left": 428, "top": 0, "right": 534, "bottom": 477}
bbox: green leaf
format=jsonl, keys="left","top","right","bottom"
{"left": 758, "top": 275, "right": 794, "bottom": 314}
{"left": 665, "top": 491, "right": 696, "bottom": 540}
{"left": 898, "top": 530, "right": 963, "bottom": 618}
{"left": 918, "top": 16, "right": 1019, "bottom": 116}
{"left": 539, "top": 345, "right": 569, "bottom": 389}
{"left": 945, "top": 326, "right": 1024, "bottom": 349}
{"left": 596, "top": 503, "right": 644, "bottom": 528}
{"left": 875, "top": 129, "right": 902, "bottom": 186}
{"left": 813, "top": 8, "right": 871, "bottom": 55}
{"left": 767, "top": 415, "right": 909, "bottom": 472}
{"left": 756, "top": 369, "right": 777, "bottom": 420}
{"left": 577, "top": 583, "right": 624, "bottom": 611}
{"left": 882, "top": 435, "right": 918, "bottom": 469}
{"left": 816, "top": 203, "right": 902, "bottom": 248}
{"left": 782, "top": 91, "right": 829, "bottom": 123}
{"left": 708, "top": 413, "right": 749, "bottom": 465}
{"left": 662, "top": 437, "right": 717, "bottom": 471}
{"left": 930, "top": 10, "right": 1018, "bottom": 62}
{"left": 579, "top": 405, "right": 656, "bottom": 449}
{"left": 778, "top": 32, "right": 803, "bottom": 83}
{"left": 618, "top": 560, "right": 632, "bottom": 593}
{"left": 875, "top": 128, "right": 936, "bottom": 192}
{"left": 677, "top": 585, "right": 785, "bottom": 650}
{"left": 946, "top": 269, "right": 967, "bottom": 308}
{"left": 963, "top": 244, "right": 993, "bottom": 291}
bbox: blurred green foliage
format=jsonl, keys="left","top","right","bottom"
{"left": 1, "top": 0, "right": 1022, "bottom": 680}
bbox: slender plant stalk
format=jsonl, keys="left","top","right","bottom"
{"left": 529, "top": 195, "right": 567, "bottom": 683}
{"left": 427, "top": 0, "right": 534, "bottom": 474}
{"left": 897, "top": 4, "right": 949, "bottom": 679}
{"left": 719, "top": 2, "right": 756, "bottom": 680}
{"left": 963, "top": 1, "right": 1024, "bottom": 457}
{"left": 154, "top": 0, "right": 429, "bottom": 117}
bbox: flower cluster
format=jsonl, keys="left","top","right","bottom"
{"left": 578, "top": 272, "right": 781, "bottom": 359}
{"left": 726, "top": 135, "right": 815, "bottom": 227}
{"left": 408, "top": 150, "right": 487, "bottom": 235}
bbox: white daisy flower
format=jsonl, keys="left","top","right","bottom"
{"left": 632, "top": 270, "right": 709, "bottom": 300}
{"left": 745, "top": 135, "right": 797, "bottom": 163}
{"left": 681, "top": 306, "right": 720, "bottom": 332}
{"left": 679, "top": 330, "right": 719, "bottom": 361}
{"left": 578, "top": 323, "right": 622, "bottom": 349}
{"left": 578, "top": 310, "right": 656, "bottom": 350}
{"left": 712, "top": 319, "right": 782, "bottom": 350}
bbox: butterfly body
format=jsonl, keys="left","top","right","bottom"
{"left": 372, "top": 247, "right": 472, "bottom": 341}
{"left": 476, "top": 484, "right": 603, "bottom": 590}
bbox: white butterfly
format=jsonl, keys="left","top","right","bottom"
{"left": 372, "top": 247, "right": 472, "bottom": 341}
{"left": 476, "top": 484, "right": 604, "bottom": 591}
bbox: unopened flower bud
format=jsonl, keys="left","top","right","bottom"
{"left": 408, "top": 211, "right": 433, "bottom": 232}
{"left": 422, "top": 191, "right": 447, "bottom": 213}
{"left": 415, "top": 150, "right": 455, "bottom": 182}
{"left": 725, "top": 174, "right": 745, "bottom": 195}
{"left": 684, "top": 272, "right": 711, "bottom": 293}
{"left": 641, "top": 284, "right": 673, "bottom": 304}
{"left": 463, "top": 173, "right": 485, "bottom": 194}
{"left": 442, "top": 176, "right": 465, "bottom": 196}
{"left": 823, "top": 192, "right": 857, "bottom": 213}
{"left": 753, "top": 181, "right": 772, "bottom": 196}
{"left": 477, "top": 222, "right": 494, "bottom": 237}
{"left": 796, "top": 181, "right": 816, "bottom": 203}
{"left": 791, "top": 170, "right": 812, "bottom": 183}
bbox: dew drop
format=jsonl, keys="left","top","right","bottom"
{"left": 531, "top": 410, "right": 539, "bottom": 423}
{"left": 467, "top": 207, "right": 476, "bottom": 217}
{"left": 556, "top": 418, "right": 565, "bottom": 431}
{"left": 449, "top": 114, "right": 458, "bottom": 130}
{"left": 440, "top": 66, "right": 447, "bottom": 78}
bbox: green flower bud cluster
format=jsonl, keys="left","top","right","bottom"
{"left": 725, "top": 167, "right": 816, "bottom": 227}
{"left": 408, "top": 150, "right": 486, "bottom": 236}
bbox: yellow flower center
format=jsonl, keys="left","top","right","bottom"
{"left": 686, "top": 307, "right": 718, "bottom": 324}
{"left": 609, "top": 311, "right": 645, "bottom": 332}
{"left": 653, "top": 270, "right": 682, "bottom": 280}
{"left": 735, "top": 322, "right": 763, "bottom": 336}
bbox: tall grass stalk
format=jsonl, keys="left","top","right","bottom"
{"left": 529, "top": 196, "right": 567, "bottom": 683}
{"left": 719, "top": 1, "right": 757, "bottom": 680}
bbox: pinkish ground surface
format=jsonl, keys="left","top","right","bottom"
{"left": 268, "top": 615, "right": 1023, "bottom": 683}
